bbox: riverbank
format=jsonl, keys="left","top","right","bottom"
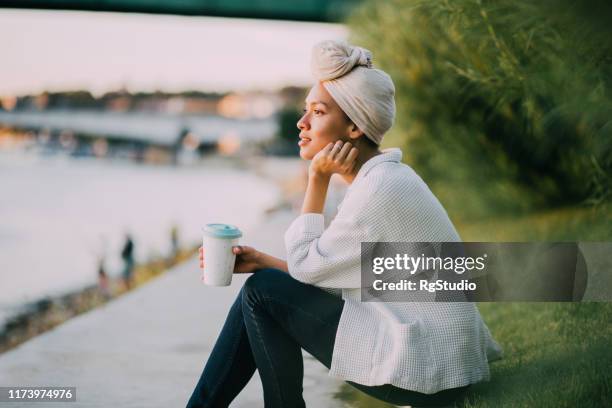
{"left": 0, "top": 247, "right": 198, "bottom": 354}
{"left": 0, "top": 201, "right": 345, "bottom": 407}
{"left": 0, "top": 153, "right": 306, "bottom": 355}
{"left": 0, "top": 151, "right": 279, "bottom": 324}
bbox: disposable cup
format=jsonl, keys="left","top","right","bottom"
{"left": 202, "top": 223, "right": 242, "bottom": 286}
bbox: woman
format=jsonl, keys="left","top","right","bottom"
{"left": 187, "top": 40, "right": 502, "bottom": 408}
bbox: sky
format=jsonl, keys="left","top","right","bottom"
{"left": 0, "top": 9, "right": 348, "bottom": 96}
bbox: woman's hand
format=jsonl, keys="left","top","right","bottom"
{"left": 199, "top": 245, "right": 265, "bottom": 274}
{"left": 309, "top": 140, "right": 359, "bottom": 179}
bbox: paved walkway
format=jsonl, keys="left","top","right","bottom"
{"left": 0, "top": 210, "right": 346, "bottom": 407}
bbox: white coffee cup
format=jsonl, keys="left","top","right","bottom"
{"left": 202, "top": 223, "right": 242, "bottom": 286}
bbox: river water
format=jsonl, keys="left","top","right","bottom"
{"left": 0, "top": 151, "right": 280, "bottom": 326}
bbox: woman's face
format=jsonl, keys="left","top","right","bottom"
{"left": 296, "top": 82, "right": 352, "bottom": 160}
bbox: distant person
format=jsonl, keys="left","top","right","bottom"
{"left": 97, "top": 257, "right": 111, "bottom": 299}
{"left": 187, "top": 40, "right": 502, "bottom": 408}
{"left": 170, "top": 224, "right": 179, "bottom": 258}
{"left": 121, "top": 234, "right": 135, "bottom": 290}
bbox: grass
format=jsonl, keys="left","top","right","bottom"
{"left": 334, "top": 203, "right": 612, "bottom": 407}
{"left": 453, "top": 203, "right": 612, "bottom": 242}
{"left": 461, "top": 303, "right": 612, "bottom": 408}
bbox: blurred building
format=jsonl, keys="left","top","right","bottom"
{"left": 0, "top": 110, "right": 277, "bottom": 164}
{"left": 217, "top": 91, "right": 282, "bottom": 119}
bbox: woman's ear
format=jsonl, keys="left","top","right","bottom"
{"left": 347, "top": 122, "right": 364, "bottom": 141}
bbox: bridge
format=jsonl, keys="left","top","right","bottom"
{"left": 0, "top": 110, "right": 276, "bottom": 147}
{"left": 0, "top": 0, "right": 363, "bottom": 22}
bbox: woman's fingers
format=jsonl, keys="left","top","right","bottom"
{"left": 234, "top": 245, "right": 256, "bottom": 260}
{"left": 330, "top": 140, "right": 343, "bottom": 158}
{"left": 335, "top": 141, "right": 352, "bottom": 162}
{"left": 318, "top": 142, "right": 335, "bottom": 160}
{"left": 346, "top": 146, "right": 359, "bottom": 164}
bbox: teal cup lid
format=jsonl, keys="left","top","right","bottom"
{"left": 202, "top": 223, "right": 242, "bottom": 239}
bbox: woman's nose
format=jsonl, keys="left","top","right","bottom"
{"left": 297, "top": 114, "right": 309, "bottom": 130}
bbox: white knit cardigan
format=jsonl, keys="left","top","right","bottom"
{"left": 284, "top": 148, "right": 503, "bottom": 394}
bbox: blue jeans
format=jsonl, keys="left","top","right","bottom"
{"left": 186, "top": 268, "right": 468, "bottom": 408}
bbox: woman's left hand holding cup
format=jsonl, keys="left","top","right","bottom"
{"left": 199, "top": 245, "right": 264, "bottom": 275}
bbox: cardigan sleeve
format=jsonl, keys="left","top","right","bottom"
{"left": 283, "top": 181, "right": 383, "bottom": 288}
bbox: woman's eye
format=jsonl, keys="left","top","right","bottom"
{"left": 301, "top": 108, "right": 322, "bottom": 115}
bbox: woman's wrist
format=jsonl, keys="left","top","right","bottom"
{"left": 257, "top": 251, "right": 288, "bottom": 272}
{"left": 301, "top": 172, "right": 330, "bottom": 214}
{"left": 255, "top": 250, "right": 269, "bottom": 269}
{"left": 308, "top": 167, "right": 332, "bottom": 182}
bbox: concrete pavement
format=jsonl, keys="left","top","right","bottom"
{"left": 0, "top": 210, "right": 346, "bottom": 407}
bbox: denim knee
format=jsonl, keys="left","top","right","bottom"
{"left": 242, "top": 268, "right": 285, "bottom": 309}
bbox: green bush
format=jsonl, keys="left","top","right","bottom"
{"left": 347, "top": 0, "right": 612, "bottom": 218}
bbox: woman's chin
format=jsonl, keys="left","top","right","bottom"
{"left": 299, "top": 148, "right": 314, "bottom": 161}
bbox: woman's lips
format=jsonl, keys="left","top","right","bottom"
{"left": 298, "top": 138, "right": 311, "bottom": 147}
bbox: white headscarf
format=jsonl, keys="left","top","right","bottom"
{"left": 310, "top": 40, "right": 396, "bottom": 145}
